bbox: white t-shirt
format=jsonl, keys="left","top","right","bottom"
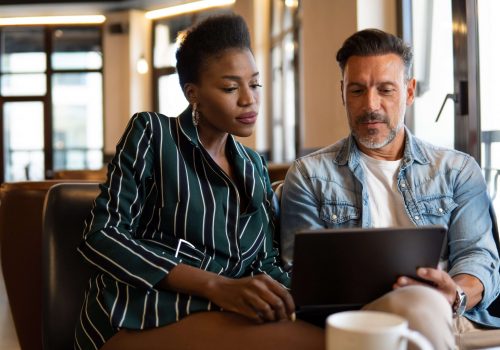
{"left": 358, "top": 152, "right": 414, "bottom": 227}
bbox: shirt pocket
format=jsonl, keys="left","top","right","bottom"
{"left": 418, "top": 196, "right": 458, "bottom": 225}
{"left": 319, "top": 202, "right": 361, "bottom": 227}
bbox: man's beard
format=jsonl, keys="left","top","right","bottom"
{"left": 351, "top": 112, "right": 403, "bottom": 149}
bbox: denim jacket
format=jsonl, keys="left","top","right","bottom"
{"left": 281, "top": 127, "right": 500, "bottom": 327}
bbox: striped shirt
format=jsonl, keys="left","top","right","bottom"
{"left": 75, "top": 108, "right": 290, "bottom": 349}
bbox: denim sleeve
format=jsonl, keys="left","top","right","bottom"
{"left": 447, "top": 156, "right": 500, "bottom": 309}
{"left": 280, "top": 160, "right": 326, "bottom": 266}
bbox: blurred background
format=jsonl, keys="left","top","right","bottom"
{"left": 0, "top": 0, "right": 498, "bottom": 209}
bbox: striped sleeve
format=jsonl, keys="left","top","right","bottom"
{"left": 250, "top": 154, "right": 291, "bottom": 288}
{"left": 78, "top": 112, "right": 181, "bottom": 290}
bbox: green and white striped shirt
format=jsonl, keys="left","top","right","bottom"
{"left": 76, "top": 108, "right": 289, "bottom": 349}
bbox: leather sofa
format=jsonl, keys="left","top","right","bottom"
{"left": 0, "top": 180, "right": 99, "bottom": 350}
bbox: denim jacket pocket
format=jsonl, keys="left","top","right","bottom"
{"left": 320, "top": 203, "right": 361, "bottom": 226}
{"left": 418, "top": 196, "right": 458, "bottom": 224}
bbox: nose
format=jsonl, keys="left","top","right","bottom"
{"left": 238, "top": 85, "right": 257, "bottom": 106}
{"left": 364, "top": 88, "right": 381, "bottom": 112}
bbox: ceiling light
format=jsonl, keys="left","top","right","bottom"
{"left": 285, "top": 0, "right": 299, "bottom": 8}
{"left": 0, "top": 15, "right": 106, "bottom": 26}
{"left": 145, "top": 0, "right": 236, "bottom": 20}
{"left": 136, "top": 56, "right": 149, "bottom": 75}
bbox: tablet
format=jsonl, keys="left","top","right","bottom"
{"left": 291, "top": 226, "right": 446, "bottom": 311}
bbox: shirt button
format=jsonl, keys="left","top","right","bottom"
{"left": 438, "top": 208, "right": 444, "bottom": 213}
{"left": 414, "top": 216, "right": 420, "bottom": 221}
{"left": 331, "top": 214, "right": 338, "bottom": 220}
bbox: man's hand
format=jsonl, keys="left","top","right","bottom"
{"left": 394, "top": 268, "right": 459, "bottom": 305}
{"left": 393, "top": 268, "right": 484, "bottom": 310}
{"left": 205, "top": 274, "right": 295, "bottom": 323}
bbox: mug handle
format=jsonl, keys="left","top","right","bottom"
{"left": 402, "top": 329, "right": 434, "bottom": 350}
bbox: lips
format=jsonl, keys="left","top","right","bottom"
{"left": 236, "top": 112, "right": 257, "bottom": 124}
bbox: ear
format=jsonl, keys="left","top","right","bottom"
{"left": 340, "top": 80, "right": 345, "bottom": 106}
{"left": 183, "top": 83, "right": 198, "bottom": 104}
{"left": 406, "top": 78, "right": 416, "bottom": 106}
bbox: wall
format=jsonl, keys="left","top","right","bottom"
{"left": 301, "top": 0, "right": 356, "bottom": 150}
{"left": 300, "top": 0, "right": 397, "bottom": 151}
{"left": 103, "top": 11, "right": 131, "bottom": 155}
{"left": 103, "top": 9, "right": 152, "bottom": 155}
{"left": 357, "top": 0, "right": 397, "bottom": 34}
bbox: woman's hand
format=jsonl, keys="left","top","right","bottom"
{"left": 159, "top": 264, "right": 295, "bottom": 323}
{"left": 204, "top": 274, "right": 295, "bottom": 323}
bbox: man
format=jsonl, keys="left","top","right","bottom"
{"left": 281, "top": 29, "right": 500, "bottom": 349}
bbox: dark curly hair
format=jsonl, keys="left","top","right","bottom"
{"left": 336, "top": 29, "right": 413, "bottom": 80}
{"left": 176, "top": 14, "right": 252, "bottom": 89}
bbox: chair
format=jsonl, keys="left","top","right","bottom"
{"left": 42, "top": 183, "right": 100, "bottom": 350}
{"left": 0, "top": 180, "right": 92, "bottom": 350}
{"left": 267, "top": 162, "right": 291, "bottom": 183}
{"left": 52, "top": 167, "right": 107, "bottom": 182}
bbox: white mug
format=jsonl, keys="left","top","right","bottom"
{"left": 326, "top": 310, "right": 433, "bottom": 350}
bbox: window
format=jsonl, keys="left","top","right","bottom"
{"left": 270, "top": 0, "right": 300, "bottom": 162}
{"left": 402, "top": 0, "right": 500, "bottom": 219}
{"left": 0, "top": 25, "right": 104, "bottom": 182}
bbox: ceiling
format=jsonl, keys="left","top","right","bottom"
{"left": 0, "top": 0, "right": 180, "bottom": 15}
{"left": 0, "top": 0, "right": 127, "bottom": 4}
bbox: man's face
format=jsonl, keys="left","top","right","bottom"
{"left": 341, "top": 54, "right": 416, "bottom": 155}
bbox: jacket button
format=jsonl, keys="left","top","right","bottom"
{"left": 438, "top": 208, "right": 444, "bottom": 213}
{"left": 414, "top": 216, "right": 420, "bottom": 220}
{"left": 401, "top": 183, "right": 406, "bottom": 188}
{"left": 331, "top": 214, "right": 338, "bottom": 220}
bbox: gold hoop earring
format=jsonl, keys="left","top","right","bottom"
{"left": 192, "top": 103, "right": 200, "bottom": 126}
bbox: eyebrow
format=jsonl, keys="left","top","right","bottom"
{"left": 221, "top": 72, "right": 260, "bottom": 81}
{"left": 346, "top": 81, "right": 397, "bottom": 87}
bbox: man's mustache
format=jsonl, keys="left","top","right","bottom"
{"left": 356, "top": 112, "right": 388, "bottom": 124}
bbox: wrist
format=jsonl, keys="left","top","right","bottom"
{"left": 203, "top": 273, "right": 226, "bottom": 300}
{"left": 453, "top": 285, "right": 468, "bottom": 317}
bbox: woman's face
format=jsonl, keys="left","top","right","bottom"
{"left": 187, "top": 48, "right": 261, "bottom": 138}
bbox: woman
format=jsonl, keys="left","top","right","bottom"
{"left": 75, "top": 14, "right": 323, "bottom": 350}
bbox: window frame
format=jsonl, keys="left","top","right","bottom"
{"left": 0, "top": 24, "right": 104, "bottom": 182}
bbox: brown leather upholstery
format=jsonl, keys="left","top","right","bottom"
{"left": 52, "top": 167, "right": 107, "bottom": 181}
{"left": 267, "top": 163, "right": 291, "bottom": 183}
{"left": 0, "top": 180, "right": 98, "bottom": 350}
{"left": 42, "top": 183, "right": 100, "bottom": 350}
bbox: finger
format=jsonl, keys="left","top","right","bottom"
{"left": 248, "top": 297, "right": 276, "bottom": 322}
{"left": 240, "top": 300, "right": 265, "bottom": 324}
{"left": 417, "top": 268, "right": 450, "bottom": 288}
{"left": 254, "top": 276, "right": 293, "bottom": 320}
{"left": 394, "top": 276, "right": 423, "bottom": 288}
{"left": 258, "top": 288, "right": 287, "bottom": 321}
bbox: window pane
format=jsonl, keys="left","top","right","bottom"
{"left": 3, "top": 101, "right": 45, "bottom": 181}
{"left": 52, "top": 27, "right": 102, "bottom": 70}
{"left": 1, "top": 73, "right": 46, "bottom": 96}
{"left": 478, "top": 0, "right": 500, "bottom": 212}
{"left": 153, "top": 22, "right": 179, "bottom": 68}
{"left": 412, "top": 0, "right": 454, "bottom": 149}
{"left": 1, "top": 27, "right": 46, "bottom": 73}
{"left": 52, "top": 72, "right": 103, "bottom": 170}
{"left": 158, "top": 73, "right": 188, "bottom": 117}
